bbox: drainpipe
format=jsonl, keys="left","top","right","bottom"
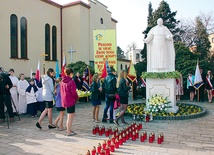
{"left": 60, "top": 6, "right": 63, "bottom": 67}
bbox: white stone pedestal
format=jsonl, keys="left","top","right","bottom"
{"left": 146, "top": 78, "right": 179, "bottom": 113}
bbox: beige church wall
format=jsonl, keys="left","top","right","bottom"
{"left": 0, "top": 0, "right": 61, "bottom": 76}
{"left": 62, "top": 5, "right": 82, "bottom": 64}
{"left": 89, "top": 1, "right": 117, "bottom": 62}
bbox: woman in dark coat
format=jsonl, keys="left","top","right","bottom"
{"left": 114, "top": 70, "right": 131, "bottom": 126}
{"left": 91, "top": 74, "right": 102, "bottom": 123}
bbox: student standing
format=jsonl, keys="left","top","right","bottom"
{"left": 205, "top": 70, "right": 214, "bottom": 103}
{"left": 26, "top": 79, "right": 38, "bottom": 117}
{"left": 36, "top": 68, "right": 56, "bottom": 129}
{"left": 114, "top": 70, "right": 131, "bottom": 126}
{"left": 54, "top": 77, "right": 66, "bottom": 130}
{"left": 187, "top": 71, "right": 195, "bottom": 102}
{"left": 91, "top": 74, "right": 102, "bottom": 123}
{"left": 17, "top": 73, "right": 29, "bottom": 114}
{"left": 60, "top": 68, "right": 78, "bottom": 136}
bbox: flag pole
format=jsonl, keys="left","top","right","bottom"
{"left": 132, "top": 81, "right": 134, "bottom": 100}
{"left": 197, "top": 89, "right": 199, "bottom": 102}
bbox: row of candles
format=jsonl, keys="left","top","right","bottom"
{"left": 92, "top": 122, "right": 143, "bottom": 137}
{"left": 87, "top": 122, "right": 164, "bottom": 155}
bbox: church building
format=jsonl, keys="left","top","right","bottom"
{"left": 0, "top": 0, "right": 117, "bottom": 75}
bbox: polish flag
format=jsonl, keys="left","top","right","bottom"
{"left": 35, "top": 60, "right": 40, "bottom": 81}
{"left": 61, "top": 54, "right": 66, "bottom": 77}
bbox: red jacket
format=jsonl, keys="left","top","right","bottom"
{"left": 60, "top": 76, "right": 78, "bottom": 108}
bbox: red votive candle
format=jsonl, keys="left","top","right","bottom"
{"left": 99, "top": 127, "right": 102, "bottom": 136}
{"left": 122, "top": 133, "right": 126, "bottom": 143}
{"left": 100, "top": 149, "right": 105, "bottom": 155}
{"left": 91, "top": 146, "right": 96, "bottom": 155}
{"left": 140, "top": 134, "right": 145, "bottom": 142}
{"left": 86, "top": 150, "right": 90, "bottom": 155}
{"left": 136, "top": 130, "right": 139, "bottom": 139}
{"left": 143, "top": 131, "right": 147, "bottom": 140}
{"left": 111, "top": 135, "right": 115, "bottom": 144}
{"left": 105, "top": 130, "right": 109, "bottom": 137}
{"left": 149, "top": 134, "right": 153, "bottom": 143}
{"left": 115, "top": 139, "right": 119, "bottom": 149}
{"left": 92, "top": 126, "right": 96, "bottom": 135}
{"left": 139, "top": 122, "right": 142, "bottom": 130}
{"left": 119, "top": 136, "right": 123, "bottom": 145}
{"left": 110, "top": 143, "right": 115, "bottom": 152}
{"left": 126, "top": 131, "right": 129, "bottom": 140}
{"left": 102, "top": 140, "right": 106, "bottom": 149}
{"left": 151, "top": 131, "right": 155, "bottom": 142}
{"left": 158, "top": 135, "right": 162, "bottom": 144}
{"left": 102, "top": 125, "right": 105, "bottom": 134}
{"left": 97, "top": 143, "right": 101, "bottom": 154}
{"left": 132, "top": 132, "right": 136, "bottom": 141}
{"left": 146, "top": 115, "right": 150, "bottom": 122}
{"left": 105, "top": 146, "right": 110, "bottom": 155}
{"left": 108, "top": 127, "right": 112, "bottom": 135}
{"left": 95, "top": 125, "right": 99, "bottom": 134}
{"left": 107, "top": 138, "right": 111, "bottom": 146}
{"left": 161, "top": 133, "right": 164, "bottom": 142}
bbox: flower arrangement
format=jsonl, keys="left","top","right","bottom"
{"left": 76, "top": 89, "right": 92, "bottom": 98}
{"left": 126, "top": 103, "right": 203, "bottom": 117}
{"left": 147, "top": 94, "right": 171, "bottom": 114}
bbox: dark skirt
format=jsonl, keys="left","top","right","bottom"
{"left": 189, "top": 86, "right": 195, "bottom": 92}
{"left": 119, "top": 96, "right": 128, "bottom": 104}
{"left": 36, "top": 101, "right": 45, "bottom": 112}
{"left": 27, "top": 102, "right": 37, "bottom": 116}
{"left": 92, "top": 99, "right": 101, "bottom": 106}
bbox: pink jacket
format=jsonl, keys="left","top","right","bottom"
{"left": 60, "top": 76, "right": 78, "bottom": 108}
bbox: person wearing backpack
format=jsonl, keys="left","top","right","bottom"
{"left": 102, "top": 67, "right": 117, "bottom": 123}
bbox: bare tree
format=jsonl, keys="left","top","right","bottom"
{"left": 127, "top": 42, "right": 137, "bottom": 52}
{"left": 178, "top": 11, "right": 214, "bottom": 47}
{"left": 199, "top": 11, "right": 214, "bottom": 33}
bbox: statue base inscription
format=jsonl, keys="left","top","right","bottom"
{"left": 146, "top": 78, "right": 179, "bottom": 113}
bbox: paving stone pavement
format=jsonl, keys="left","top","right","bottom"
{"left": 0, "top": 98, "right": 214, "bottom": 155}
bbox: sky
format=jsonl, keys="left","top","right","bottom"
{"left": 51, "top": 0, "right": 214, "bottom": 51}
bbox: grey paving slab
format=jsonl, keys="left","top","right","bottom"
{"left": 0, "top": 98, "right": 214, "bottom": 155}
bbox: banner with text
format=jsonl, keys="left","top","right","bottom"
{"left": 93, "top": 29, "right": 117, "bottom": 74}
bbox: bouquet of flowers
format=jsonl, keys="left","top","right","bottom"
{"left": 147, "top": 94, "right": 171, "bottom": 114}
{"left": 76, "top": 89, "right": 92, "bottom": 98}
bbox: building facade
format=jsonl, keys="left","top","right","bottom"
{"left": 0, "top": 0, "right": 117, "bottom": 75}
{"left": 126, "top": 49, "right": 143, "bottom": 64}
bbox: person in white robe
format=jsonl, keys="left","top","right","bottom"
{"left": 17, "top": 73, "right": 29, "bottom": 114}
{"left": 144, "top": 18, "right": 175, "bottom": 72}
{"left": 9, "top": 69, "right": 19, "bottom": 113}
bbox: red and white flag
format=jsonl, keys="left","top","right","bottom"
{"left": 35, "top": 60, "right": 40, "bottom": 81}
{"left": 61, "top": 53, "right": 66, "bottom": 77}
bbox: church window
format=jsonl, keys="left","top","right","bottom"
{"left": 20, "top": 17, "right": 27, "bottom": 59}
{"left": 52, "top": 26, "right": 57, "bottom": 61}
{"left": 10, "top": 14, "right": 18, "bottom": 58}
{"left": 45, "top": 24, "right": 50, "bottom": 60}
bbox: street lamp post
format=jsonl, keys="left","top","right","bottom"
{"left": 68, "top": 46, "right": 76, "bottom": 63}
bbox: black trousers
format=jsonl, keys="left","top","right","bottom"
{"left": 0, "top": 95, "right": 14, "bottom": 119}
{"left": 141, "top": 87, "right": 146, "bottom": 98}
{"left": 199, "top": 85, "right": 205, "bottom": 102}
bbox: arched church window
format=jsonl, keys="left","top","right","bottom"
{"left": 52, "top": 26, "right": 57, "bottom": 61}
{"left": 45, "top": 24, "right": 50, "bottom": 60}
{"left": 10, "top": 14, "right": 18, "bottom": 58}
{"left": 20, "top": 17, "right": 27, "bottom": 59}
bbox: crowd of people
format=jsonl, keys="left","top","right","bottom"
{"left": 186, "top": 68, "right": 214, "bottom": 103}
{"left": 0, "top": 65, "right": 213, "bottom": 136}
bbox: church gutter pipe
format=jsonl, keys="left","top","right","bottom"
{"left": 60, "top": 6, "right": 63, "bottom": 68}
